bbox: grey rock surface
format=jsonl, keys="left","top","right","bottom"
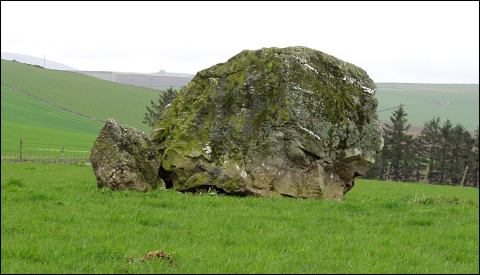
{"left": 91, "top": 119, "right": 163, "bottom": 192}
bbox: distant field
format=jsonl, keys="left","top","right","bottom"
{"left": 1, "top": 162, "right": 478, "bottom": 273}
{"left": 376, "top": 83, "right": 479, "bottom": 130}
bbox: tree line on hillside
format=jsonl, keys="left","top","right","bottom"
{"left": 366, "top": 105, "right": 479, "bottom": 187}
{"left": 144, "top": 90, "right": 479, "bottom": 187}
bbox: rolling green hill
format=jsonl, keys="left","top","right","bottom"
{"left": 1, "top": 83, "right": 102, "bottom": 157}
{"left": 1, "top": 60, "right": 159, "bottom": 130}
{"left": 1, "top": 60, "right": 159, "bottom": 157}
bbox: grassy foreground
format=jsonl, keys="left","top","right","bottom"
{"left": 1, "top": 162, "right": 479, "bottom": 274}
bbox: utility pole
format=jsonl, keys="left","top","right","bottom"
{"left": 43, "top": 55, "right": 46, "bottom": 68}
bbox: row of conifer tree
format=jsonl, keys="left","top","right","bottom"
{"left": 366, "top": 105, "right": 479, "bottom": 187}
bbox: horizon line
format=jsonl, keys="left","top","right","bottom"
{"left": 2, "top": 58, "right": 479, "bottom": 85}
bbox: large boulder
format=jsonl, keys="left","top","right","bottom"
{"left": 90, "top": 119, "right": 163, "bottom": 192}
{"left": 151, "top": 46, "right": 383, "bottom": 200}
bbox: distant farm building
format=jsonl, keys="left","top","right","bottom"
{"left": 76, "top": 70, "right": 194, "bottom": 90}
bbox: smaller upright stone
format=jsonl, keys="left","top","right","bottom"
{"left": 90, "top": 119, "right": 163, "bottom": 192}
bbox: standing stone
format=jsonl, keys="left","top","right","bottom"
{"left": 150, "top": 46, "right": 384, "bottom": 200}
{"left": 90, "top": 119, "right": 163, "bottom": 192}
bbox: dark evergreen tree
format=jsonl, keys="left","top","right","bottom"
{"left": 471, "top": 127, "right": 479, "bottom": 187}
{"left": 439, "top": 119, "right": 452, "bottom": 183}
{"left": 143, "top": 87, "right": 178, "bottom": 127}
{"left": 448, "top": 124, "right": 473, "bottom": 185}
{"left": 416, "top": 117, "right": 441, "bottom": 182}
{"left": 382, "top": 105, "right": 412, "bottom": 181}
{"left": 409, "top": 137, "right": 425, "bottom": 182}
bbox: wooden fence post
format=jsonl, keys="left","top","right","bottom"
{"left": 385, "top": 161, "right": 391, "bottom": 180}
{"left": 423, "top": 163, "right": 430, "bottom": 183}
{"left": 461, "top": 166, "right": 469, "bottom": 187}
{"left": 19, "top": 138, "right": 24, "bottom": 160}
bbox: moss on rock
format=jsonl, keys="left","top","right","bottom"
{"left": 151, "top": 46, "right": 383, "bottom": 200}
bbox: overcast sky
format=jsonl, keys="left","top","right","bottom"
{"left": 2, "top": 1, "right": 479, "bottom": 83}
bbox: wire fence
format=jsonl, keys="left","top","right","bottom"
{"left": 1, "top": 150, "right": 91, "bottom": 164}
{"left": 2, "top": 137, "right": 94, "bottom": 164}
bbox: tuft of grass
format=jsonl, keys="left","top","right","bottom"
{"left": 5, "top": 179, "right": 24, "bottom": 187}
{"left": 405, "top": 194, "right": 435, "bottom": 206}
{"left": 1, "top": 162, "right": 479, "bottom": 274}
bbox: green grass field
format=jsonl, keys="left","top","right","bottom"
{"left": 376, "top": 83, "right": 479, "bottom": 130}
{"left": 1, "top": 162, "right": 478, "bottom": 273}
